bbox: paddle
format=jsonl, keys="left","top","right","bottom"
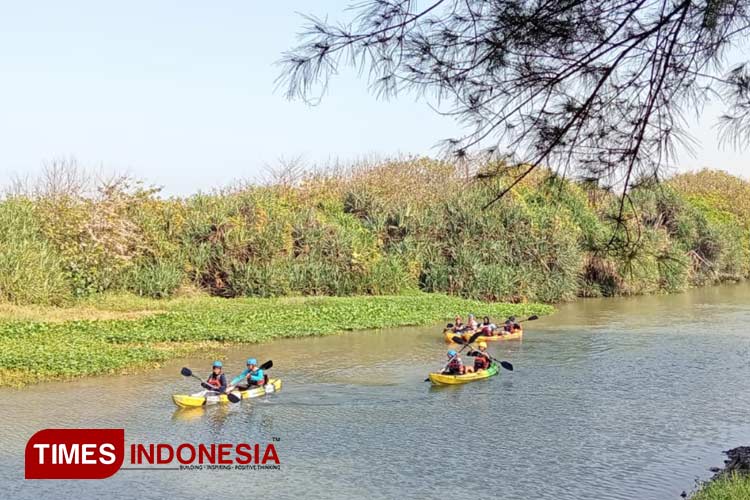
{"left": 424, "top": 333, "right": 482, "bottom": 382}
{"left": 180, "top": 367, "right": 240, "bottom": 403}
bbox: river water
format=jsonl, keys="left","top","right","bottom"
{"left": 2, "top": 284, "right": 750, "bottom": 499}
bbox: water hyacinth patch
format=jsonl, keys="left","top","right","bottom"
{"left": 0, "top": 293, "right": 552, "bottom": 387}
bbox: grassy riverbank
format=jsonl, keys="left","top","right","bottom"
{"left": 691, "top": 474, "right": 750, "bottom": 500}
{"left": 0, "top": 292, "right": 551, "bottom": 387}
{"left": 1, "top": 160, "right": 747, "bottom": 386}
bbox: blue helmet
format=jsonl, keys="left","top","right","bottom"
{"left": 447, "top": 350, "right": 457, "bottom": 357}
{"left": 212, "top": 361, "right": 223, "bottom": 368}
{"left": 246, "top": 358, "right": 257, "bottom": 366}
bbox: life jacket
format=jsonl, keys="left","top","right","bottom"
{"left": 206, "top": 372, "right": 223, "bottom": 388}
{"left": 481, "top": 325, "right": 493, "bottom": 335}
{"left": 447, "top": 357, "right": 462, "bottom": 373}
{"left": 474, "top": 352, "right": 491, "bottom": 370}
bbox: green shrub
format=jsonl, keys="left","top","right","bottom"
{"left": 0, "top": 199, "right": 71, "bottom": 305}
{"left": 125, "top": 259, "right": 185, "bottom": 298}
{"left": 1, "top": 161, "right": 748, "bottom": 305}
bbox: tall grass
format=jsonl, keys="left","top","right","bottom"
{"left": 690, "top": 473, "right": 750, "bottom": 500}
{"left": 0, "top": 199, "right": 71, "bottom": 305}
{"left": 1, "top": 160, "right": 748, "bottom": 305}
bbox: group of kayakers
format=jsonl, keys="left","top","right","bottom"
{"left": 202, "top": 358, "right": 266, "bottom": 394}
{"left": 447, "top": 314, "right": 521, "bottom": 336}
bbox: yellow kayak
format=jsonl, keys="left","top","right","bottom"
{"left": 444, "top": 330, "right": 463, "bottom": 343}
{"left": 445, "top": 329, "right": 523, "bottom": 342}
{"left": 172, "top": 379, "right": 282, "bottom": 408}
{"left": 463, "top": 329, "right": 523, "bottom": 342}
{"left": 428, "top": 363, "right": 499, "bottom": 385}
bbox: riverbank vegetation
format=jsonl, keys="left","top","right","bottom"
{"left": 691, "top": 473, "right": 750, "bottom": 500}
{"left": 1, "top": 160, "right": 747, "bottom": 305}
{"left": 0, "top": 293, "right": 549, "bottom": 387}
{"left": 1, "top": 160, "right": 747, "bottom": 385}
{"left": 690, "top": 447, "right": 750, "bottom": 500}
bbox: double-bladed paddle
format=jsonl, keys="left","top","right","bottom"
{"left": 180, "top": 367, "right": 241, "bottom": 403}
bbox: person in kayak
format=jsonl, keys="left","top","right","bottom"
{"left": 230, "top": 358, "right": 265, "bottom": 390}
{"left": 467, "top": 314, "right": 478, "bottom": 331}
{"left": 480, "top": 316, "right": 496, "bottom": 336}
{"left": 503, "top": 316, "right": 520, "bottom": 333}
{"left": 452, "top": 316, "right": 465, "bottom": 333}
{"left": 442, "top": 349, "right": 471, "bottom": 375}
{"left": 201, "top": 361, "right": 227, "bottom": 393}
{"left": 467, "top": 342, "right": 492, "bottom": 371}
{"left": 511, "top": 316, "right": 521, "bottom": 331}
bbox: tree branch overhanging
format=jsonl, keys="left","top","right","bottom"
{"left": 279, "top": 0, "right": 750, "bottom": 212}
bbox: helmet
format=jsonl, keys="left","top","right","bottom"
{"left": 246, "top": 358, "right": 257, "bottom": 365}
{"left": 509, "top": 316, "right": 516, "bottom": 321}
{"left": 478, "top": 341, "right": 488, "bottom": 349}
{"left": 447, "top": 350, "right": 457, "bottom": 357}
{"left": 455, "top": 316, "right": 462, "bottom": 321}
{"left": 212, "top": 361, "right": 223, "bottom": 368}
{"left": 468, "top": 314, "right": 475, "bottom": 318}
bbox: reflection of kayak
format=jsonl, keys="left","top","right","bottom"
{"left": 171, "top": 407, "right": 208, "bottom": 422}
{"left": 428, "top": 363, "right": 499, "bottom": 385}
{"left": 172, "top": 379, "right": 282, "bottom": 408}
{"left": 464, "top": 330, "right": 523, "bottom": 342}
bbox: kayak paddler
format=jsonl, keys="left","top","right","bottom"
{"left": 503, "top": 316, "right": 520, "bottom": 333}
{"left": 230, "top": 358, "right": 265, "bottom": 390}
{"left": 452, "top": 316, "right": 464, "bottom": 333}
{"left": 201, "top": 361, "right": 227, "bottom": 393}
{"left": 442, "top": 349, "right": 470, "bottom": 375}
{"left": 467, "top": 314, "right": 478, "bottom": 331}
{"left": 467, "top": 342, "right": 491, "bottom": 371}
{"left": 480, "top": 316, "right": 496, "bottom": 336}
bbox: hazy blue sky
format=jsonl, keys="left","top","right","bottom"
{"left": 0, "top": 0, "right": 747, "bottom": 195}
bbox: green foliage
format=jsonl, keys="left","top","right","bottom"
{"left": 0, "top": 293, "right": 552, "bottom": 386}
{"left": 124, "top": 258, "right": 185, "bottom": 298}
{"left": 0, "top": 199, "right": 71, "bottom": 305}
{"left": 0, "top": 162, "right": 748, "bottom": 305}
{"left": 690, "top": 473, "right": 750, "bottom": 500}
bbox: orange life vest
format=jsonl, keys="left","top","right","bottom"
{"left": 206, "top": 373, "right": 222, "bottom": 388}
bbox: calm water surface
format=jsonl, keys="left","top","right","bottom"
{"left": 2, "top": 284, "right": 750, "bottom": 499}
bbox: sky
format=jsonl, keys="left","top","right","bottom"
{"left": 0, "top": 0, "right": 747, "bottom": 195}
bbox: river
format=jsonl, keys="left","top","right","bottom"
{"left": 2, "top": 283, "right": 750, "bottom": 499}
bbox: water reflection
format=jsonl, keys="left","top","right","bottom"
{"left": 170, "top": 404, "right": 235, "bottom": 427}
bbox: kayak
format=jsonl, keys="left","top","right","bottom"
{"left": 444, "top": 330, "right": 462, "bottom": 343}
{"left": 463, "top": 330, "right": 523, "bottom": 342}
{"left": 172, "top": 379, "right": 282, "bottom": 408}
{"left": 445, "top": 329, "right": 523, "bottom": 342}
{"left": 428, "top": 363, "right": 499, "bottom": 385}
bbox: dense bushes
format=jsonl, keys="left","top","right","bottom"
{"left": 0, "top": 199, "right": 71, "bottom": 305}
{"left": 1, "top": 162, "right": 747, "bottom": 304}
